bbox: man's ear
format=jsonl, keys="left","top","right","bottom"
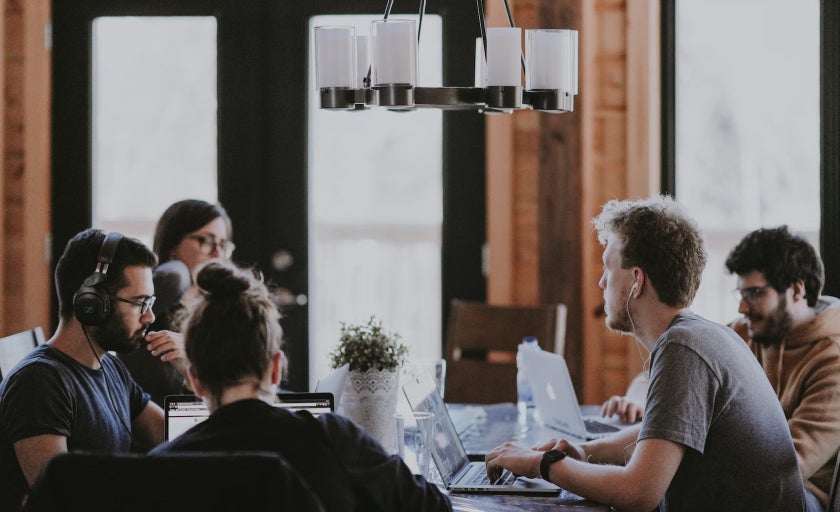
{"left": 631, "top": 268, "right": 645, "bottom": 296}
{"left": 792, "top": 280, "right": 807, "bottom": 302}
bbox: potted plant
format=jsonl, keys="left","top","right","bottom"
{"left": 330, "top": 316, "right": 408, "bottom": 451}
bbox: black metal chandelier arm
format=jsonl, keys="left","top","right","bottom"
{"left": 418, "top": 0, "right": 427, "bottom": 43}
{"left": 475, "top": 0, "right": 488, "bottom": 62}
{"left": 383, "top": 0, "right": 396, "bottom": 20}
{"left": 501, "top": 0, "right": 516, "bottom": 28}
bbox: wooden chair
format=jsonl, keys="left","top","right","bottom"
{"left": 0, "top": 327, "right": 45, "bottom": 381}
{"left": 23, "top": 451, "right": 324, "bottom": 512}
{"left": 443, "top": 300, "right": 567, "bottom": 404}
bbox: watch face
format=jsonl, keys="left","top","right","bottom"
{"left": 541, "top": 449, "right": 566, "bottom": 480}
{"left": 547, "top": 450, "right": 566, "bottom": 461}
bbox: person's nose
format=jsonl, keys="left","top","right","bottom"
{"left": 737, "top": 298, "right": 750, "bottom": 316}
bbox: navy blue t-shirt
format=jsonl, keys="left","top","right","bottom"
{"left": 0, "top": 344, "right": 149, "bottom": 511}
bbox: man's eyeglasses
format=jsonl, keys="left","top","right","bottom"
{"left": 187, "top": 235, "right": 235, "bottom": 259}
{"left": 114, "top": 295, "right": 156, "bottom": 316}
{"left": 733, "top": 285, "right": 772, "bottom": 305}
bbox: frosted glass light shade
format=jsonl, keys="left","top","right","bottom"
{"left": 485, "top": 27, "right": 521, "bottom": 87}
{"left": 525, "top": 29, "right": 578, "bottom": 92}
{"left": 370, "top": 19, "right": 417, "bottom": 87}
{"left": 314, "top": 26, "right": 357, "bottom": 89}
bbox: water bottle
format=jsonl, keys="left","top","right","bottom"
{"left": 516, "top": 336, "right": 540, "bottom": 406}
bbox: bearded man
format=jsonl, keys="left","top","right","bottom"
{"left": 726, "top": 225, "right": 840, "bottom": 512}
{"left": 485, "top": 197, "right": 805, "bottom": 512}
{"left": 0, "top": 229, "right": 187, "bottom": 511}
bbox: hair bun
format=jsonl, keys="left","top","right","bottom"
{"left": 196, "top": 261, "right": 249, "bottom": 297}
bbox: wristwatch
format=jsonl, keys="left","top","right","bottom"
{"left": 540, "top": 449, "right": 567, "bottom": 481}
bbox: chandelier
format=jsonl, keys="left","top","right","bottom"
{"left": 313, "top": 0, "right": 578, "bottom": 114}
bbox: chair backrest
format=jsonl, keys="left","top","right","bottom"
{"left": 23, "top": 451, "right": 324, "bottom": 512}
{"left": 0, "top": 327, "right": 45, "bottom": 381}
{"left": 443, "top": 300, "right": 567, "bottom": 404}
{"left": 829, "top": 453, "right": 840, "bottom": 512}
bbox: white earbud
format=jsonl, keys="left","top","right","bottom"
{"left": 630, "top": 281, "right": 639, "bottom": 294}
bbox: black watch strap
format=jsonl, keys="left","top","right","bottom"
{"left": 540, "top": 449, "right": 567, "bottom": 481}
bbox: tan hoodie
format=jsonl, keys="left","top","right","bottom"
{"left": 731, "top": 296, "right": 840, "bottom": 508}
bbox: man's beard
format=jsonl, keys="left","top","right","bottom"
{"left": 91, "top": 315, "right": 147, "bottom": 354}
{"left": 606, "top": 299, "right": 634, "bottom": 334}
{"left": 749, "top": 294, "right": 793, "bottom": 347}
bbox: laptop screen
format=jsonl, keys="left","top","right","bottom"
{"left": 401, "top": 374, "right": 470, "bottom": 486}
{"left": 164, "top": 392, "right": 335, "bottom": 441}
{"left": 521, "top": 349, "right": 589, "bottom": 437}
{"left": 314, "top": 363, "right": 349, "bottom": 410}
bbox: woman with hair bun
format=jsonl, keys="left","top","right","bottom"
{"left": 150, "top": 260, "right": 451, "bottom": 512}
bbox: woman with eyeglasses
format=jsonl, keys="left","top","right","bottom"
{"left": 118, "top": 199, "right": 235, "bottom": 407}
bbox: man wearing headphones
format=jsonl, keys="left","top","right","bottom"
{"left": 0, "top": 229, "right": 182, "bottom": 511}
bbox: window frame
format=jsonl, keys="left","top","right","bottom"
{"left": 661, "top": 0, "right": 840, "bottom": 296}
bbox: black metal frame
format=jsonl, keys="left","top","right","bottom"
{"left": 821, "top": 0, "right": 840, "bottom": 297}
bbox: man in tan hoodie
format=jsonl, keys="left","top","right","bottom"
{"left": 726, "top": 225, "right": 840, "bottom": 512}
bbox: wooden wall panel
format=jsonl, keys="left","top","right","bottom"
{"left": 0, "top": 0, "right": 6, "bottom": 329}
{"left": 1, "top": 0, "right": 51, "bottom": 337}
{"left": 485, "top": 0, "right": 660, "bottom": 401}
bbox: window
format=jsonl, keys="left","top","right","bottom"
{"left": 308, "top": 15, "right": 444, "bottom": 384}
{"left": 674, "top": 0, "right": 820, "bottom": 322}
{"left": 91, "top": 16, "right": 218, "bottom": 246}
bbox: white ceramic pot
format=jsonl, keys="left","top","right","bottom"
{"left": 338, "top": 368, "right": 400, "bottom": 452}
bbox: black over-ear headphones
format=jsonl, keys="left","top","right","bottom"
{"left": 73, "top": 232, "right": 124, "bottom": 326}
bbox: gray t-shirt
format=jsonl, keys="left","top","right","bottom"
{"left": 639, "top": 312, "right": 805, "bottom": 512}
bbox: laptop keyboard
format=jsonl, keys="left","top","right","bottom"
{"left": 463, "top": 465, "right": 515, "bottom": 486}
{"left": 584, "top": 418, "right": 621, "bottom": 434}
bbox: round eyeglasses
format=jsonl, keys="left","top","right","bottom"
{"left": 186, "top": 234, "right": 236, "bottom": 259}
{"left": 732, "top": 284, "right": 772, "bottom": 305}
{"left": 114, "top": 295, "right": 156, "bottom": 316}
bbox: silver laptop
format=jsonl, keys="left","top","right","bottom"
{"left": 164, "top": 392, "right": 334, "bottom": 441}
{"left": 402, "top": 374, "right": 560, "bottom": 495}
{"left": 521, "top": 349, "right": 621, "bottom": 441}
{"left": 314, "top": 363, "right": 349, "bottom": 410}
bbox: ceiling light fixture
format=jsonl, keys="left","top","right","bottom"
{"left": 313, "top": 0, "right": 578, "bottom": 114}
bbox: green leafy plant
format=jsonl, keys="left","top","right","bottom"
{"left": 329, "top": 316, "right": 408, "bottom": 372}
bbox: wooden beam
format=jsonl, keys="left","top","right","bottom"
{"left": 21, "top": 0, "right": 51, "bottom": 335}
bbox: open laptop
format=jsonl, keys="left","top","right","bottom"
{"left": 402, "top": 373, "right": 560, "bottom": 495}
{"left": 521, "top": 349, "right": 622, "bottom": 440}
{"left": 314, "top": 363, "right": 349, "bottom": 410}
{"left": 164, "top": 392, "right": 334, "bottom": 441}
